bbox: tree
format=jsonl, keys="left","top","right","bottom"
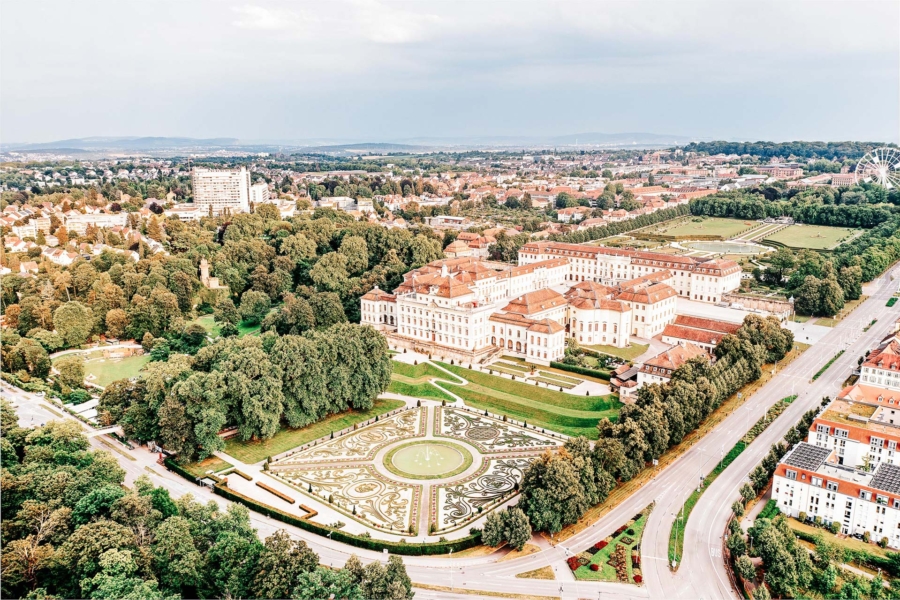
{"left": 71, "top": 485, "right": 126, "bottom": 525}
{"left": 764, "top": 248, "right": 795, "bottom": 285}
{"left": 251, "top": 530, "right": 318, "bottom": 599}
{"left": 239, "top": 290, "right": 271, "bottom": 326}
{"left": 503, "top": 507, "right": 532, "bottom": 551}
{"left": 838, "top": 265, "right": 863, "bottom": 301}
{"left": 53, "top": 301, "right": 93, "bottom": 347}
{"left": 482, "top": 511, "right": 504, "bottom": 547}
{"left": 281, "top": 233, "right": 317, "bottom": 264}
{"left": 310, "top": 252, "right": 350, "bottom": 294}
{"left": 735, "top": 554, "right": 755, "bottom": 581}
{"left": 519, "top": 448, "right": 589, "bottom": 534}
{"left": 213, "top": 296, "right": 240, "bottom": 325}
{"left": 105, "top": 308, "right": 128, "bottom": 338}
{"left": 56, "top": 355, "right": 85, "bottom": 389}
{"left": 339, "top": 235, "right": 369, "bottom": 276}
{"left": 308, "top": 292, "right": 347, "bottom": 328}
{"left": 79, "top": 549, "right": 172, "bottom": 600}
{"left": 293, "top": 567, "right": 361, "bottom": 600}
{"left": 153, "top": 516, "right": 202, "bottom": 593}
{"left": 360, "top": 555, "right": 413, "bottom": 600}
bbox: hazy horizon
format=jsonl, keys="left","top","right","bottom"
{"left": 2, "top": 0, "right": 898, "bottom": 144}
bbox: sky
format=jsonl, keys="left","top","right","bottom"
{"left": 2, "top": 0, "right": 899, "bottom": 144}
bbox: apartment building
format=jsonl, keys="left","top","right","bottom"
{"left": 249, "top": 181, "right": 271, "bottom": 205}
{"left": 63, "top": 212, "right": 128, "bottom": 235}
{"left": 773, "top": 442, "right": 900, "bottom": 546}
{"left": 518, "top": 241, "right": 741, "bottom": 303}
{"left": 191, "top": 167, "right": 251, "bottom": 216}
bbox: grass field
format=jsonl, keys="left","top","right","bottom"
{"left": 434, "top": 362, "right": 621, "bottom": 438}
{"left": 763, "top": 224, "right": 862, "bottom": 250}
{"left": 58, "top": 350, "right": 150, "bottom": 387}
{"left": 584, "top": 343, "right": 649, "bottom": 362}
{"left": 389, "top": 360, "right": 458, "bottom": 402}
{"left": 183, "top": 456, "right": 233, "bottom": 477}
{"left": 223, "top": 398, "right": 405, "bottom": 463}
{"left": 195, "top": 314, "right": 265, "bottom": 338}
{"left": 650, "top": 217, "right": 755, "bottom": 239}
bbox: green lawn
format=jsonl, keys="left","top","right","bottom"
{"left": 434, "top": 362, "right": 621, "bottom": 438}
{"left": 194, "top": 314, "right": 265, "bottom": 339}
{"left": 575, "top": 511, "right": 649, "bottom": 581}
{"left": 391, "top": 360, "right": 451, "bottom": 380}
{"left": 223, "top": 398, "right": 405, "bottom": 463}
{"left": 183, "top": 456, "right": 233, "bottom": 477}
{"left": 763, "top": 224, "right": 862, "bottom": 250}
{"left": 652, "top": 217, "right": 755, "bottom": 239}
{"left": 584, "top": 343, "right": 649, "bottom": 362}
{"left": 387, "top": 380, "right": 456, "bottom": 403}
{"left": 57, "top": 350, "right": 151, "bottom": 388}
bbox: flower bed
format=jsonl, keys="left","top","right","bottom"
{"left": 574, "top": 503, "right": 653, "bottom": 582}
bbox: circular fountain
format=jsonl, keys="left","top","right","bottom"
{"left": 385, "top": 441, "right": 473, "bottom": 480}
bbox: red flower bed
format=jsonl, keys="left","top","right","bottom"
{"left": 590, "top": 563, "right": 600, "bottom": 571}
{"left": 567, "top": 557, "right": 580, "bottom": 571}
{"left": 596, "top": 540, "right": 608, "bottom": 550}
{"left": 634, "top": 575, "right": 643, "bottom": 584}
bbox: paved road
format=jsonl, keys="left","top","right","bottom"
{"left": 4, "top": 267, "right": 897, "bottom": 600}
{"left": 642, "top": 264, "right": 900, "bottom": 600}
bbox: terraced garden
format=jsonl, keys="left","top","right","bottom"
{"left": 762, "top": 224, "right": 862, "bottom": 250}
{"left": 433, "top": 362, "right": 621, "bottom": 438}
{"left": 388, "top": 360, "right": 457, "bottom": 403}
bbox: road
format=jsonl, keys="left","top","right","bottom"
{"left": 638, "top": 263, "right": 900, "bottom": 600}
{"left": 3, "top": 266, "right": 897, "bottom": 600}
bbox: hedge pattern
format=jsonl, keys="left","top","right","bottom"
{"left": 213, "top": 483, "right": 483, "bottom": 555}
{"left": 550, "top": 362, "right": 611, "bottom": 381}
{"left": 256, "top": 481, "right": 295, "bottom": 504}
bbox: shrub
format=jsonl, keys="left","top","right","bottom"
{"left": 590, "top": 563, "right": 599, "bottom": 571}
{"left": 798, "top": 511, "right": 807, "bottom": 523}
{"left": 633, "top": 575, "right": 642, "bottom": 584}
{"left": 828, "top": 521, "right": 840, "bottom": 534}
{"left": 566, "top": 556, "right": 580, "bottom": 571}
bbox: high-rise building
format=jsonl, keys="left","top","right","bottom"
{"left": 250, "top": 182, "right": 271, "bottom": 205}
{"left": 191, "top": 167, "right": 251, "bottom": 216}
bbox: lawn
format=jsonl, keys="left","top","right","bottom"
{"left": 434, "top": 362, "right": 621, "bottom": 438}
{"left": 183, "top": 456, "right": 233, "bottom": 477}
{"left": 387, "top": 380, "right": 456, "bottom": 403}
{"left": 223, "top": 398, "right": 405, "bottom": 463}
{"left": 763, "top": 224, "right": 862, "bottom": 250}
{"left": 652, "top": 217, "right": 755, "bottom": 240}
{"left": 391, "top": 360, "right": 451, "bottom": 380}
{"left": 786, "top": 517, "right": 893, "bottom": 560}
{"left": 59, "top": 350, "right": 151, "bottom": 388}
{"left": 584, "top": 342, "right": 649, "bottom": 362}
{"left": 194, "top": 314, "right": 265, "bottom": 339}
{"left": 575, "top": 510, "right": 649, "bottom": 582}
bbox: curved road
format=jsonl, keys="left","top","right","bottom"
{"left": 5, "top": 266, "right": 897, "bottom": 599}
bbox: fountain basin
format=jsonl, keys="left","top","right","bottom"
{"left": 385, "top": 441, "right": 473, "bottom": 480}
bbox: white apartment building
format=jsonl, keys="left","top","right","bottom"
{"left": 519, "top": 241, "right": 742, "bottom": 304}
{"left": 63, "top": 212, "right": 128, "bottom": 235}
{"left": 809, "top": 389, "right": 900, "bottom": 471}
{"left": 191, "top": 167, "right": 251, "bottom": 216}
{"left": 249, "top": 182, "right": 271, "bottom": 205}
{"left": 773, "top": 442, "right": 900, "bottom": 546}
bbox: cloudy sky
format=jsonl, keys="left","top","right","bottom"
{"left": 2, "top": 0, "right": 898, "bottom": 143}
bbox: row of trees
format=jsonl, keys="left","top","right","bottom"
{"left": 689, "top": 189, "right": 898, "bottom": 228}
{"left": 0, "top": 405, "right": 414, "bottom": 600}
{"left": 98, "top": 323, "right": 392, "bottom": 463}
{"left": 681, "top": 141, "right": 891, "bottom": 161}
{"left": 503, "top": 315, "right": 793, "bottom": 538}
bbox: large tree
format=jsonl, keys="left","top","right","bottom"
{"left": 53, "top": 301, "right": 93, "bottom": 347}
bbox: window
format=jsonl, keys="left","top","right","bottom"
{"left": 786, "top": 470, "right": 797, "bottom": 481}
{"left": 812, "top": 477, "right": 823, "bottom": 487}
{"left": 826, "top": 481, "right": 839, "bottom": 492}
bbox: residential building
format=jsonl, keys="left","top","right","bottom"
{"left": 809, "top": 389, "right": 900, "bottom": 470}
{"left": 249, "top": 181, "right": 271, "bottom": 205}
{"left": 191, "top": 167, "right": 251, "bottom": 216}
{"left": 860, "top": 336, "right": 900, "bottom": 391}
{"left": 773, "top": 442, "right": 900, "bottom": 546}
{"left": 832, "top": 173, "right": 858, "bottom": 187}
{"left": 63, "top": 212, "right": 128, "bottom": 235}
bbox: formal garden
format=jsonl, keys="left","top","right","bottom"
{"left": 571, "top": 505, "right": 652, "bottom": 584}
{"left": 253, "top": 404, "right": 563, "bottom": 538}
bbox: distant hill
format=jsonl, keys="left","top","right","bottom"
{"left": 1, "top": 136, "right": 241, "bottom": 151}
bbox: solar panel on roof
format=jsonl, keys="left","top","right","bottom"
{"left": 783, "top": 443, "right": 831, "bottom": 471}
{"left": 871, "top": 463, "right": 900, "bottom": 495}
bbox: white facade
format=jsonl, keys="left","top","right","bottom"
{"left": 63, "top": 212, "right": 128, "bottom": 235}
{"left": 519, "top": 241, "right": 742, "bottom": 304}
{"left": 191, "top": 167, "right": 251, "bottom": 216}
{"left": 773, "top": 442, "right": 900, "bottom": 546}
{"left": 250, "top": 182, "right": 271, "bottom": 205}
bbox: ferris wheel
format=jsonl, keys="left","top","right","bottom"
{"left": 855, "top": 147, "right": 900, "bottom": 189}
